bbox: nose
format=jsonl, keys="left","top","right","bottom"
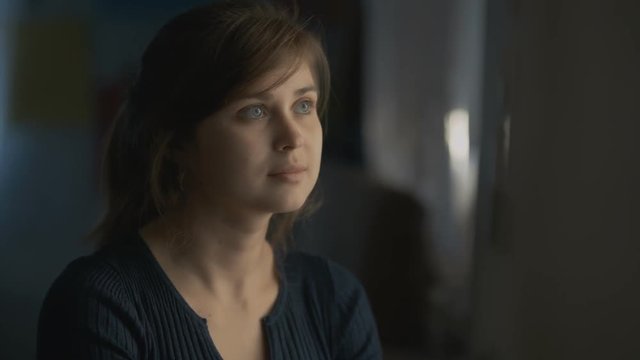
{"left": 273, "top": 112, "right": 305, "bottom": 152}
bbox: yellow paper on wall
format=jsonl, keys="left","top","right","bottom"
{"left": 9, "top": 19, "right": 91, "bottom": 125}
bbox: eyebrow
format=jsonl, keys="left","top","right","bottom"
{"left": 241, "top": 85, "right": 318, "bottom": 101}
{"left": 293, "top": 85, "right": 318, "bottom": 96}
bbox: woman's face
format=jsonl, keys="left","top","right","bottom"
{"left": 183, "top": 60, "right": 323, "bottom": 217}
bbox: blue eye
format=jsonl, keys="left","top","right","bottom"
{"left": 240, "top": 105, "right": 267, "bottom": 119}
{"left": 294, "top": 100, "right": 314, "bottom": 114}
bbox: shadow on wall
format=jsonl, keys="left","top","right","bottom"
{"left": 0, "top": 124, "right": 99, "bottom": 360}
{"left": 295, "top": 160, "right": 433, "bottom": 355}
{"left": 0, "top": 289, "right": 43, "bottom": 359}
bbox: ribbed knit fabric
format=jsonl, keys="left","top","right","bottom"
{"left": 37, "top": 234, "right": 382, "bottom": 359}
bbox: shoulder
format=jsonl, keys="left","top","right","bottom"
{"left": 38, "top": 247, "right": 138, "bottom": 329}
{"left": 282, "top": 250, "right": 364, "bottom": 301}
{"left": 282, "top": 251, "right": 382, "bottom": 359}
{"left": 37, "top": 246, "right": 145, "bottom": 358}
{"left": 43, "top": 245, "right": 136, "bottom": 303}
{"left": 285, "top": 251, "right": 368, "bottom": 319}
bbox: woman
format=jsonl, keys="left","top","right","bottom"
{"left": 36, "top": 1, "right": 382, "bottom": 359}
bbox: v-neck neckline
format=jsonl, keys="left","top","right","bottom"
{"left": 133, "top": 232, "right": 288, "bottom": 359}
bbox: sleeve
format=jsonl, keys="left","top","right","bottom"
{"left": 327, "top": 260, "right": 383, "bottom": 360}
{"left": 37, "top": 258, "right": 145, "bottom": 360}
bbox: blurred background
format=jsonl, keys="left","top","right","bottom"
{"left": 0, "top": 0, "right": 638, "bottom": 359}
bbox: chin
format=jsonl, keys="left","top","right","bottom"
{"left": 260, "top": 192, "right": 310, "bottom": 214}
{"left": 274, "top": 198, "right": 308, "bottom": 214}
{"left": 254, "top": 181, "right": 316, "bottom": 214}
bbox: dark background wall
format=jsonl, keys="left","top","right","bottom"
{"left": 471, "top": 1, "right": 640, "bottom": 359}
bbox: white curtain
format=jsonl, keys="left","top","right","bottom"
{"left": 362, "top": 0, "right": 486, "bottom": 317}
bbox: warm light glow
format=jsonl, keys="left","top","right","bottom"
{"left": 445, "top": 109, "right": 470, "bottom": 162}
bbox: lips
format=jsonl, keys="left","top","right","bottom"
{"left": 268, "top": 165, "right": 307, "bottom": 176}
{"left": 268, "top": 165, "right": 307, "bottom": 183}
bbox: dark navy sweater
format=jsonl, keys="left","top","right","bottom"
{"left": 37, "top": 234, "right": 382, "bottom": 359}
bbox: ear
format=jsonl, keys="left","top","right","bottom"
{"left": 166, "top": 127, "right": 199, "bottom": 173}
{"left": 168, "top": 147, "right": 189, "bottom": 168}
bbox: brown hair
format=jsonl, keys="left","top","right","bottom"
{"left": 91, "top": 0, "right": 330, "bottom": 251}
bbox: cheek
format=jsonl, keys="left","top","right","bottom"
{"left": 191, "top": 133, "right": 244, "bottom": 181}
{"left": 307, "top": 122, "right": 323, "bottom": 181}
{"left": 310, "top": 122, "right": 323, "bottom": 160}
{"left": 209, "top": 139, "right": 258, "bottom": 176}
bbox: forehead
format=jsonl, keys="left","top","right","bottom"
{"left": 232, "top": 58, "right": 316, "bottom": 100}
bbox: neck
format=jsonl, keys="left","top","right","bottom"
{"left": 141, "top": 202, "right": 276, "bottom": 301}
